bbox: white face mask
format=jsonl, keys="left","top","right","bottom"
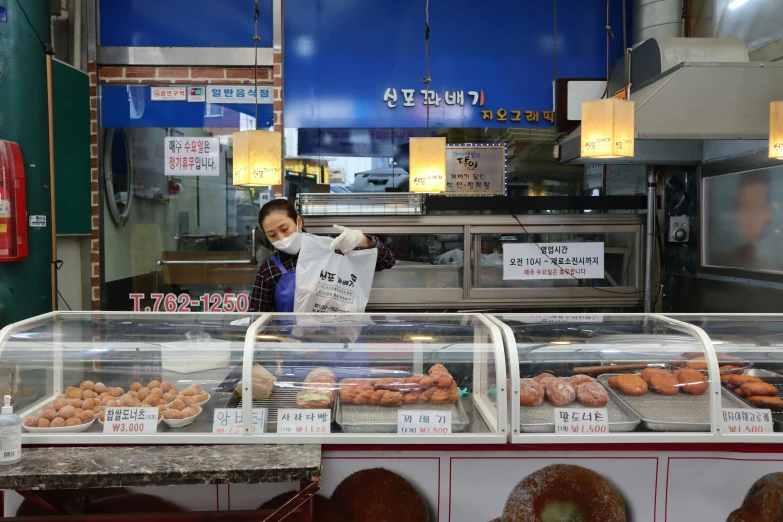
{"left": 272, "top": 226, "right": 302, "bottom": 255}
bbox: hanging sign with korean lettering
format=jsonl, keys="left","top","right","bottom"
{"left": 554, "top": 408, "right": 609, "bottom": 434}
{"left": 164, "top": 137, "right": 220, "bottom": 176}
{"left": 206, "top": 86, "right": 273, "bottom": 104}
{"left": 503, "top": 242, "right": 605, "bottom": 280}
{"left": 446, "top": 144, "right": 506, "bottom": 195}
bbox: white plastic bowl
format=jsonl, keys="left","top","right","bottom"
{"left": 162, "top": 406, "right": 202, "bottom": 428}
{"left": 23, "top": 417, "right": 95, "bottom": 433}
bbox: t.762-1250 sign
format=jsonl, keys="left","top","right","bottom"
{"left": 129, "top": 293, "right": 249, "bottom": 312}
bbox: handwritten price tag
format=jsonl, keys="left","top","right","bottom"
{"left": 721, "top": 408, "right": 773, "bottom": 434}
{"left": 397, "top": 410, "right": 452, "bottom": 434}
{"left": 276, "top": 408, "right": 330, "bottom": 434}
{"left": 212, "top": 408, "right": 267, "bottom": 435}
{"left": 103, "top": 407, "right": 158, "bottom": 434}
{"left": 554, "top": 408, "right": 609, "bottom": 434}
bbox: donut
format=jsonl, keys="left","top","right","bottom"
{"left": 545, "top": 379, "right": 575, "bottom": 407}
{"left": 519, "top": 379, "right": 545, "bottom": 407}
{"left": 607, "top": 376, "right": 621, "bottom": 390}
{"left": 534, "top": 373, "right": 555, "bottom": 384}
{"left": 649, "top": 371, "right": 679, "bottom": 396}
{"left": 727, "top": 473, "right": 783, "bottom": 522}
{"left": 616, "top": 374, "right": 648, "bottom": 396}
{"left": 501, "top": 464, "right": 626, "bottom": 522}
{"left": 729, "top": 375, "right": 763, "bottom": 388}
{"left": 641, "top": 368, "right": 666, "bottom": 384}
{"left": 676, "top": 369, "right": 708, "bottom": 395}
{"left": 576, "top": 382, "right": 608, "bottom": 407}
{"left": 567, "top": 375, "right": 595, "bottom": 389}
{"left": 332, "top": 468, "right": 428, "bottom": 522}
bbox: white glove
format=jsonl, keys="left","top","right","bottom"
{"left": 329, "top": 224, "right": 366, "bottom": 253}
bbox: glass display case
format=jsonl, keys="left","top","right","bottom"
{"left": 489, "top": 314, "right": 730, "bottom": 443}
{"left": 666, "top": 314, "right": 783, "bottom": 440}
{"left": 0, "top": 312, "right": 506, "bottom": 444}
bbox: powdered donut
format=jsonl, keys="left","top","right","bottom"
{"left": 534, "top": 373, "right": 555, "bottom": 384}
{"left": 545, "top": 379, "right": 575, "bottom": 407}
{"left": 567, "top": 375, "right": 595, "bottom": 389}
{"left": 727, "top": 472, "right": 783, "bottom": 522}
{"left": 519, "top": 379, "right": 545, "bottom": 407}
{"left": 576, "top": 381, "right": 608, "bottom": 407}
{"left": 501, "top": 464, "right": 626, "bottom": 522}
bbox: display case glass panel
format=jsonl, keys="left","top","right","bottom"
{"left": 666, "top": 314, "right": 783, "bottom": 434}
{"left": 0, "top": 312, "right": 258, "bottom": 443}
{"left": 491, "top": 314, "right": 729, "bottom": 442}
{"left": 246, "top": 313, "right": 506, "bottom": 442}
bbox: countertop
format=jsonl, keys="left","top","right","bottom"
{"left": 0, "top": 444, "right": 321, "bottom": 491}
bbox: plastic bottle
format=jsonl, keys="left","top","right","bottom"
{"left": 0, "top": 395, "right": 22, "bottom": 465}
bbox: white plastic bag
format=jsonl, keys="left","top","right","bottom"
{"left": 294, "top": 233, "right": 378, "bottom": 313}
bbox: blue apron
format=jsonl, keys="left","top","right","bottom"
{"left": 270, "top": 255, "right": 296, "bottom": 313}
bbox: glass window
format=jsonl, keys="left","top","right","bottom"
{"left": 371, "top": 233, "right": 464, "bottom": 289}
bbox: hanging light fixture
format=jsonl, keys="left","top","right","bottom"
{"left": 409, "top": 137, "right": 446, "bottom": 193}
{"left": 233, "top": 0, "right": 282, "bottom": 186}
{"left": 770, "top": 101, "right": 783, "bottom": 159}
{"left": 408, "top": 0, "right": 446, "bottom": 193}
{"left": 581, "top": 98, "right": 635, "bottom": 159}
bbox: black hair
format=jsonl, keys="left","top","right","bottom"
{"left": 259, "top": 199, "right": 299, "bottom": 228}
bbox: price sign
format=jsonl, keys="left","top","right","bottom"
{"left": 554, "top": 408, "right": 609, "bottom": 434}
{"left": 276, "top": 409, "right": 331, "bottom": 434}
{"left": 212, "top": 408, "right": 267, "bottom": 435}
{"left": 103, "top": 407, "right": 159, "bottom": 434}
{"left": 397, "top": 410, "right": 452, "bottom": 435}
{"left": 721, "top": 408, "right": 773, "bottom": 434}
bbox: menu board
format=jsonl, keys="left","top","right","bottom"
{"left": 446, "top": 145, "right": 505, "bottom": 195}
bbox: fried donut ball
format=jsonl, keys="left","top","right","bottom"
{"left": 519, "top": 379, "right": 545, "bottom": 407}
{"left": 57, "top": 406, "right": 76, "bottom": 419}
{"left": 80, "top": 381, "right": 95, "bottom": 391}
{"left": 82, "top": 398, "right": 97, "bottom": 410}
{"left": 120, "top": 396, "right": 136, "bottom": 407}
{"left": 50, "top": 417, "right": 66, "bottom": 428}
{"left": 23, "top": 416, "right": 39, "bottom": 427}
{"left": 101, "top": 396, "right": 118, "bottom": 407}
{"left": 65, "top": 386, "right": 82, "bottom": 399}
{"left": 160, "top": 382, "right": 173, "bottom": 393}
{"left": 170, "top": 399, "right": 186, "bottom": 411}
{"left": 93, "top": 382, "right": 107, "bottom": 394}
{"left": 82, "top": 390, "right": 98, "bottom": 399}
{"left": 65, "top": 417, "right": 82, "bottom": 426}
{"left": 727, "top": 473, "right": 783, "bottom": 522}
{"left": 180, "top": 407, "right": 198, "bottom": 418}
{"left": 37, "top": 418, "right": 51, "bottom": 428}
{"left": 68, "top": 398, "right": 83, "bottom": 408}
{"left": 99, "top": 411, "right": 106, "bottom": 422}
{"left": 137, "top": 387, "right": 151, "bottom": 401}
{"left": 130, "top": 382, "right": 142, "bottom": 392}
{"left": 92, "top": 405, "right": 101, "bottom": 414}
{"left": 617, "top": 374, "right": 648, "bottom": 396}
{"left": 648, "top": 371, "right": 679, "bottom": 396}
{"left": 576, "top": 381, "right": 609, "bottom": 407}
{"left": 42, "top": 408, "right": 58, "bottom": 421}
{"left": 332, "top": 468, "right": 428, "bottom": 522}
{"left": 545, "top": 379, "right": 576, "bottom": 407}
{"left": 677, "top": 369, "right": 708, "bottom": 395}
{"left": 79, "top": 410, "right": 95, "bottom": 424}
{"left": 150, "top": 388, "right": 164, "bottom": 397}
{"left": 53, "top": 398, "right": 68, "bottom": 410}
{"left": 502, "top": 464, "right": 626, "bottom": 522}
{"left": 163, "top": 409, "right": 183, "bottom": 420}
{"left": 74, "top": 408, "right": 84, "bottom": 416}
{"left": 143, "top": 395, "right": 160, "bottom": 407}
{"left": 110, "top": 387, "right": 124, "bottom": 397}
{"left": 162, "top": 393, "right": 175, "bottom": 403}
{"left": 181, "top": 388, "right": 197, "bottom": 397}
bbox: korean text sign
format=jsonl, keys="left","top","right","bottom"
{"left": 554, "top": 408, "right": 609, "bottom": 434}
{"left": 277, "top": 408, "right": 331, "bottom": 434}
{"left": 397, "top": 410, "right": 452, "bottom": 435}
{"left": 164, "top": 137, "right": 220, "bottom": 176}
{"left": 212, "top": 408, "right": 267, "bottom": 435}
{"left": 446, "top": 145, "right": 505, "bottom": 195}
{"left": 721, "top": 408, "right": 773, "bottom": 434}
{"left": 103, "top": 407, "right": 158, "bottom": 434}
{"left": 503, "top": 242, "right": 605, "bottom": 280}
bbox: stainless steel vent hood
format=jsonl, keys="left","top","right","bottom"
{"left": 558, "top": 38, "right": 783, "bottom": 165}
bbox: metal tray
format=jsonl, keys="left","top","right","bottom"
{"left": 518, "top": 391, "right": 641, "bottom": 433}
{"left": 335, "top": 397, "right": 469, "bottom": 433}
{"left": 597, "top": 374, "right": 749, "bottom": 432}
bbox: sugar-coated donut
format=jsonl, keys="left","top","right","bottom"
{"left": 576, "top": 381, "right": 608, "bottom": 407}
{"left": 534, "top": 373, "right": 555, "bottom": 384}
{"left": 727, "top": 473, "right": 783, "bottom": 522}
{"left": 501, "top": 464, "right": 626, "bottom": 522}
{"left": 545, "top": 379, "right": 575, "bottom": 407}
{"left": 567, "top": 375, "right": 595, "bottom": 389}
{"left": 519, "top": 379, "right": 545, "bottom": 407}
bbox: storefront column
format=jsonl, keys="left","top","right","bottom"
{"left": 0, "top": 1, "right": 53, "bottom": 324}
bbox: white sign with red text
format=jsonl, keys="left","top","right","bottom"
{"left": 103, "top": 407, "right": 158, "bottom": 434}
{"left": 554, "top": 408, "right": 609, "bottom": 434}
{"left": 503, "top": 242, "right": 605, "bottom": 280}
{"left": 276, "top": 409, "right": 330, "bottom": 435}
{"left": 164, "top": 137, "right": 220, "bottom": 176}
{"left": 398, "top": 410, "right": 452, "bottom": 435}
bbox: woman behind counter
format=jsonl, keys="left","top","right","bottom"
{"left": 249, "top": 199, "right": 396, "bottom": 313}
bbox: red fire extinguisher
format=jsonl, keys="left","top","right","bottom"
{"left": 0, "top": 140, "right": 28, "bottom": 262}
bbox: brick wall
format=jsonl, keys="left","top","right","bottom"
{"left": 89, "top": 64, "right": 278, "bottom": 310}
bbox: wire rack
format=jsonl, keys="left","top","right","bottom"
{"left": 297, "top": 193, "right": 425, "bottom": 216}
{"left": 235, "top": 387, "right": 299, "bottom": 425}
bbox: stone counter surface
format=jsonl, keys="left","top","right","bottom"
{"left": 0, "top": 445, "right": 321, "bottom": 491}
